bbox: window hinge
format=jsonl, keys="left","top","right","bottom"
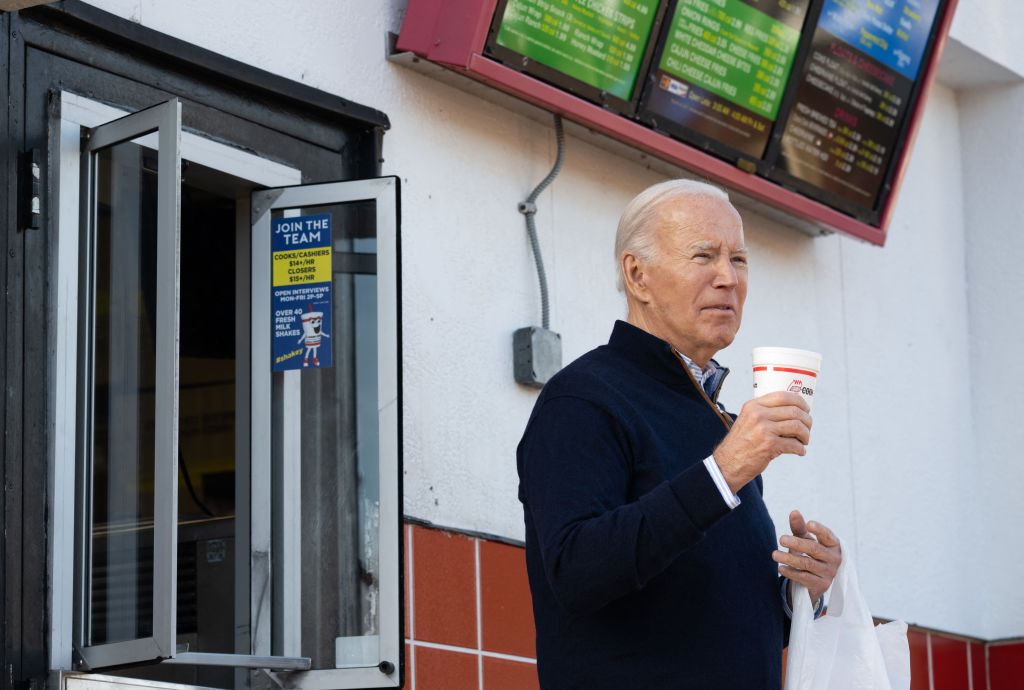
{"left": 71, "top": 644, "right": 90, "bottom": 672}
{"left": 19, "top": 149, "right": 42, "bottom": 231}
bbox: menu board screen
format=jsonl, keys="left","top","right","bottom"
{"left": 640, "top": 0, "right": 810, "bottom": 159}
{"left": 483, "top": 0, "right": 950, "bottom": 229}
{"left": 491, "top": 0, "right": 662, "bottom": 106}
{"left": 817, "top": 0, "right": 938, "bottom": 81}
{"left": 771, "top": 0, "right": 941, "bottom": 214}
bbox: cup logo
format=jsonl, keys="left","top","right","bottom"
{"left": 752, "top": 348, "right": 821, "bottom": 410}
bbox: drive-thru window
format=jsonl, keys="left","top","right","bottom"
{"left": 3, "top": 3, "right": 402, "bottom": 688}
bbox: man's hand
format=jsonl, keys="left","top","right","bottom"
{"left": 712, "top": 391, "right": 812, "bottom": 494}
{"left": 774, "top": 510, "right": 842, "bottom": 606}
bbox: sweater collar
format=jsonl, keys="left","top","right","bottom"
{"left": 607, "top": 320, "right": 729, "bottom": 400}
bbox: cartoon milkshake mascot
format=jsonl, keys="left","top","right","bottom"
{"left": 298, "top": 303, "right": 330, "bottom": 367}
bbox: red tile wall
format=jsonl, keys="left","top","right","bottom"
{"left": 411, "top": 526, "right": 478, "bottom": 649}
{"left": 483, "top": 657, "right": 542, "bottom": 690}
{"left": 406, "top": 524, "right": 539, "bottom": 690}
{"left": 990, "top": 641, "right": 1024, "bottom": 690}
{"left": 931, "top": 635, "right": 968, "bottom": 690}
{"left": 413, "top": 645, "right": 478, "bottom": 690}
{"left": 970, "top": 641, "right": 987, "bottom": 689}
{"left": 404, "top": 522, "right": 1024, "bottom": 690}
{"left": 901, "top": 630, "right": 1024, "bottom": 690}
{"left": 910, "top": 629, "right": 931, "bottom": 690}
{"left": 479, "top": 539, "right": 536, "bottom": 659}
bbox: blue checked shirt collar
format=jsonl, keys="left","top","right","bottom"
{"left": 674, "top": 349, "right": 723, "bottom": 397}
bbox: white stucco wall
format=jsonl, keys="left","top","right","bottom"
{"left": 956, "top": 80, "right": 1024, "bottom": 640}
{"left": 949, "top": 0, "right": 1024, "bottom": 77}
{"left": 78, "top": 0, "right": 1023, "bottom": 640}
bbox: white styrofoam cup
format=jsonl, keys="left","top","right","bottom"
{"left": 752, "top": 346, "right": 821, "bottom": 410}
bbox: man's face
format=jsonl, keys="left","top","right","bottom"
{"left": 630, "top": 195, "right": 747, "bottom": 366}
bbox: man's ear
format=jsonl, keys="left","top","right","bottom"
{"left": 621, "top": 252, "right": 650, "bottom": 304}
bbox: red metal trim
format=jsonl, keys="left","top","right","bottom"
{"left": 394, "top": 0, "right": 496, "bottom": 65}
{"left": 395, "top": 0, "right": 959, "bottom": 246}
{"left": 427, "top": 0, "right": 498, "bottom": 66}
{"left": 463, "top": 54, "right": 887, "bottom": 244}
{"left": 394, "top": 0, "right": 445, "bottom": 57}
{"left": 395, "top": 0, "right": 498, "bottom": 68}
{"left": 877, "top": 0, "right": 960, "bottom": 239}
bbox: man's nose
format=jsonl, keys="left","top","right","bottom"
{"left": 712, "top": 257, "right": 738, "bottom": 287}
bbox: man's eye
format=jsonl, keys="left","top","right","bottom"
{"left": 732, "top": 256, "right": 748, "bottom": 266}
{"left": 694, "top": 253, "right": 711, "bottom": 260}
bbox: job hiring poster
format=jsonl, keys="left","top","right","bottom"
{"left": 772, "top": 0, "right": 941, "bottom": 212}
{"left": 272, "top": 214, "right": 333, "bottom": 371}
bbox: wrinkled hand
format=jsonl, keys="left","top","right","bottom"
{"left": 774, "top": 510, "right": 842, "bottom": 606}
{"left": 713, "top": 392, "right": 812, "bottom": 494}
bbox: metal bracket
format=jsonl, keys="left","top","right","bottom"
{"left": 252, "top": 669, "right": 286, "bottom": 690}
{"left": 19, "top": 149, "right": 42, "bottom": 230}
{"left": 70, "top": 644, "right": 90, "bottom": 672}
{"left": 162, "top": 652, "right": 311, "bottom": 671}
{"left": 517, "top": 201, "right": 537, "bottom": 215}
{"left": 252, "top": 188, "right": 286, "bottom": 225}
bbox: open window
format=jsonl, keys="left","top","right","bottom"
{"left": 75, "top": 96, "right": 183, "bottom": 672}
{"left": 251, "top": 178, "right": 402, "bottom": 688}
{"left": 59, "top": 93, "right": 401, "bottom": 689}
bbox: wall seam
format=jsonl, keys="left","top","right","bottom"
{"left": 836, "top": 236, "right": 862, "bottom": 560}
{"left": 951, "top": 86, "right": 988, "bottom": 641}
{"left": 967, "top": 636, "right": 973, "bottom": 690}
{"left": 926, "top": 632, "right": 934, "bottom": 690}
{"left": 985, "top": 643, "right": 990, "bottom": 690}
{"left": 409, "top": 640, "right": 536, "bottom": 663}
{"left": 476, "top": 538, "right": 483, "bottom": 690}
{"left": 408, "top": 525, "right": 416, "bottom": 690}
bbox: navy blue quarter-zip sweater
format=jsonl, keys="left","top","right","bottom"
{"left": 517, "top": 320, "right": 787, "bottom": 689}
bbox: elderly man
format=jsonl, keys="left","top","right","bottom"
{"left": 517, "top": 179, "right": 841, "bottom": 688}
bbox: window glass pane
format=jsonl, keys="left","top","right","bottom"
{"left": 93, "top": 159, "right": 255, "bottom": 687}
{"left": 171, "top": 166, "right": 241, "bottom": 688}
{"left": 89, "top": 140, "right": 158, "bottom": 645}
{"left": 88, "top": 149, "right": 248, "bottom": 681}
{"left": 271, "top": 201, "right": 381, "bottom": 669}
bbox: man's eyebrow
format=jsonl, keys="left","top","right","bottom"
{"left": 688, "top": 241, "right": 747, "bottom": 253}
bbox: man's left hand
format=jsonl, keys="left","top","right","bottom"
{"left": 773, "top": 510, "right": 842, "bottom": 606}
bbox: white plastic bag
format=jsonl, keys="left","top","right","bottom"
{"left": 784, "top": 546, "right": 911, "bottom": 690}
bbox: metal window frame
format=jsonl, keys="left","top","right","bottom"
{"left": 76, "top": 98, "right": 182, "bottom": 670}
{"left": 251, "top": 177, "right": 402, "bottom": 689}
{"left": 54, "top": 92, "right": 399, "bottom": 686}
{"left": 54, "top": 92, "right": 308, "bottom": 674}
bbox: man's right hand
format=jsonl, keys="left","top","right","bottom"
{"left": 712, "top": 392, "right": 812, "bottom": 494}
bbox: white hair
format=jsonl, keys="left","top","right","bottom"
{"left": 615, "top": 179, "right": 731, "bottom": 291}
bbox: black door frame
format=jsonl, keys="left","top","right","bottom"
{"left": 1, "top": 2, "right": 391, "bottom": 686}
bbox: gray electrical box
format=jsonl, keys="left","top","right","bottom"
{"left": 514, "top": 326, "right": 562, "bottom": 389}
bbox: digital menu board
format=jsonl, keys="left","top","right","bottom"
{"left": 486, "top": 0, "right": 666, "bottom": 114}
{"left": 484, "top": 0, "right": 951, "bottom": 227}
{"left": 639, "top": 0, "right": 810, "bottom": 160}
{"left": 770, "top": 0, "right": 942, "bottom": 219}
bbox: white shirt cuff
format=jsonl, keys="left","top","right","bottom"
{"left": 703, "top": 455, "right": 741, "bottom": 509}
